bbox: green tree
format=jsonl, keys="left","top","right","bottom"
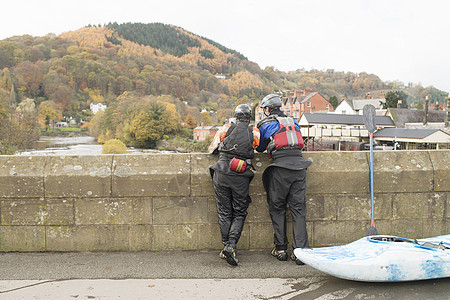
{"left": 128, "top": 102, "right": 179, "bottom": 148}
{"left": 383, "top": 91, "right": 408, "bottom": 109}
{"left": 328, "top": 96, "right": 339, "bottom": 109}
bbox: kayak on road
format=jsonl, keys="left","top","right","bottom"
{"left": 294, "top": 234, "right": 450, "bottom": 282}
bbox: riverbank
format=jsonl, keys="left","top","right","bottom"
{"left": 16, "top": 136, "right": 178, "bottom": 155}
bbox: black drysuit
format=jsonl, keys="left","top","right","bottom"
{"left": 209, "top": 121, "right": 256, "bottom": 249}
{"left": 257, "top": 111, "right": 312, "bottom": 251}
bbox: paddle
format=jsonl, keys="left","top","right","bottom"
{"left": 363, "top": 104, "right": 378, "bottom": 236}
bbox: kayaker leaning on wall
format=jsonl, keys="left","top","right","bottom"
{"left": 208, "top": 104, "right": 260, "bottom": 266}
{"left": 256, "top": 94, "right": 312, "bottom": 265}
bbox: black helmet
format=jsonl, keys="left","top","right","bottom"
{"left": 260, "top": 94, "right": 282, "bottom": 109}
{"left": 234, "top": 104, "right": 252, "bottom": 121}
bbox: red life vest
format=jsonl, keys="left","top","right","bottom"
{"left": 267, "top": 116, "right": 304, "bottom": 156}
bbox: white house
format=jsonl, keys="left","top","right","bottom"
{"left": 334, "top": 99, "right": 386, "bottom": 115}
{"left": 90, "top": 102, "right": 107, "bottom": 115}
{"left": 374, "top": 128, "right": 450, "bottom": 150}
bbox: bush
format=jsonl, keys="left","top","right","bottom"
{"left": 102, "top": 139, "right": 127, "bottom": 154}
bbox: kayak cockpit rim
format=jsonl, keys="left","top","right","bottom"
{"left": 368, "top": 235, "right": 450, "bottom": 250}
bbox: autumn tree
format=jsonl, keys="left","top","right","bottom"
{"left": 128, "top": 103, "right": 165, "bottom": 148}
{"left": 0, "top": 90, "right": 39, "bottom": 154}
{"left": 184, "top": 113, "right": 196, "bottom": 128}
{"left": 14, "top": 61, "right": 43, "bottom": 98}
{"left": 200, "top": 112, "right": 212, "bottom": 126}
{"left": 38, "top": 100, "right": 62, "bottom": 130}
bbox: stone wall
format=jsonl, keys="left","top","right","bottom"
{"left": 0, "top": 150, "right": 448, "bottom": 252}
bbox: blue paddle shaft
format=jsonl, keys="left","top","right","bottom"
{"left": 370, "top": 133, "right": 374, "bottom": 222}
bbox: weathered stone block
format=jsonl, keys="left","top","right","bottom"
{"left": 337, "top": 194, "right": 392, "bottom": 221}
{"left": 1, "top": 198, "right": 46, "bottom": 225}
{"left": 447, "top": 193, "right": 450, "bottom": 219}
{"left": 112, "top": 154, "right": 190, "bottom": 197}
{"left": 304, "top": 152, "right": 368, "bottom": 194}
{"left": 337, "top": 194, "right": 370, "bottom": 221}
{"left": 246, "top": 195, "right": 271, "bottom": 223}
{"left": 46, "top": 199, "right": 75, "bottom": 225}
{"left": 422, "top": 219, "right": 449, "bottom": 238}
{"left": 152, "top": 224, "right": 197, "bottom": 250}
{"left": 430, "top": 193, "right": 446, "bottom": 219}
{"left": 190, "top": 154, "right": 216, "bottom": 197}
{"left": 428, "top": 150, "right": 450, "bottom": 191}
{"left": 0, "top": 156, "right": 45, "bottom": 198}
{"left": 313, "top": 221, "right": 367, "bottom": 246}
{"left": 75, "top": 198, "right": 152, "bottom": 225}
{"left": 390, "top": 220, "right": 423, "bottom": 239}
{"left": 46, "top": 225, "right": 131, "bottom": 251}
{"left": 129, "top": 225, "right": 152, "bottom": 251}
{"left": 238, "top": 225, "right": 250, "bottom": 250}
{"left": 153, "top": 196, "right": 208, "bottom": 224}
{"left": 198, "top": 224, "right": 223, "bottom": 250}
{"left": 45, "top": 155, "right": 112, "bottom": 198}
{"left": 306, "top": 194, "right": 338, "bottom": 221}
{"left": 1, "top": 198, "right": 73, "bottom": 226}
{"left": 0, "top": 226, "right": 45, "bottom": 251}
{"left": 249, "top": 223, "right": 274, "bottom": 249}
{"left": 373, "top": 150, "right": 433, "bottom": 193}
{"left": 207, "top": 197, "right": 219, "bottom": 224}
{"left": 393, "top": 193, "right": 444, "bottom": 219}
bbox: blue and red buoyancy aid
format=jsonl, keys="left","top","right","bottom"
{"left": 265, "top": 115, "right": 304, "bottom": 156}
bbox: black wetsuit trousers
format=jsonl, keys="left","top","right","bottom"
{"left": 212, "top": 171, "right": 251, "bottom": 249}
{"left": 264, "top": 167, "right": 309, "bottom": 250}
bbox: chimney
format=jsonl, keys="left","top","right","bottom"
{"left": 423, "top": 96, "right": 429, "bottom": 125}
{"left": 201, "top": 122, "right": 204, "bottom": 129}
{"left": 381, "top": 90, "right": 385, "bottom": 98}
{"left": 397, "top": 99, "right": 402, "bottom": 108}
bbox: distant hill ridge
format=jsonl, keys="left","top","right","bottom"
{"left": 1, "top": 22, "right": 447, "bottom": 117}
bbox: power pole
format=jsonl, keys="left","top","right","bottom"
{"left": 423, "top": 95, "right": 429, "bottom": 125}
{"left": 446, "top": 94, "right": 449, "bottom": 128}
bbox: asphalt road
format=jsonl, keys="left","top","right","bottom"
{"left": 0, "top": 251, "right": 449, "bottom": 299}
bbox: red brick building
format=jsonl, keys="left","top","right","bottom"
{"left": 193, "top": 124, "right": 219, "bottom": 141}
{"left": 255, "top": 90, "right": 334, "bottom": 124}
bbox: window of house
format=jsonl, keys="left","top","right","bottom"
{"left": 326, "top": 103, "right": 329, "bottom": 109}
{"left": 307, "top": 101, "right": 311, "bottom": 108}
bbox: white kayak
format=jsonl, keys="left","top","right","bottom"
{"left": 294, "top": 235, "right": 450, "bottom": 282}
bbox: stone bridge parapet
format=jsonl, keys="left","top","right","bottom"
{"left": 0, "top": 150, "right": 448, "bottom": 252}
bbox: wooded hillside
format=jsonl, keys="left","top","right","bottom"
{"left": 0, "top": 22, "right": 447, "bottom": 153}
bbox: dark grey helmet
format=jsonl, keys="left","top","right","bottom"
{"left": 260, "top": 94, "right": 282, "bottom": 108}
{"left": 234, "top": 104, "right": 252, "bottom": 120}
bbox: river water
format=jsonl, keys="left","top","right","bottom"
{"left": 16, "top": 136, "right": 165, "bottom": 155}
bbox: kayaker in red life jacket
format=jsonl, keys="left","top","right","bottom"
{"left": 256, "top": 94, "right": 312, "bottom": 265}
{"left": 208, "top": 104, "right": 260, "bottom": 266}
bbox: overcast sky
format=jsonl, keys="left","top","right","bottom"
{"left": 2, "top": 0, "right": 449, "bottom": 92}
